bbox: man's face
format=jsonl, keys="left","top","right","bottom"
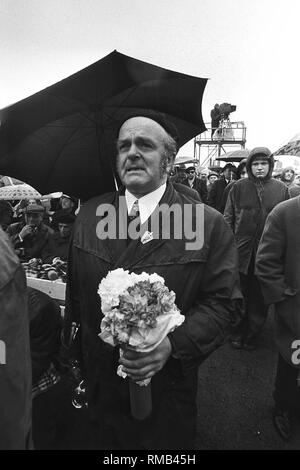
{"left": 223, "top": 168, "right": 232, "bottom": 180}
{"left": 61, "top": 197, "right": 73, "bottom": 210}
{"left": 200, "top": 172, "right": 207, "bottom": 180}
{"left": 187, "top": 169, "right": 196, "bottom": 180}
{"left": 25, "top": 212, "right": 43, "bottom": 228}
{"left": 117, "top": 117, "right": 173, "bottom": 196}
{"left": 284, "top": 169, "right": 294, "bottom": 181}
{"left": 58, "top": 222, "right": 73, "bottom": 238}
{"left": 208, "top": 175, "right": 218, "bottom": 184}
{"left": 251, "top": 159, "right": 269, "bottom": 179}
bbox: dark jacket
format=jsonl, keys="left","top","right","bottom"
{"left": 41, "top": 232, "right": 71, "bottom": 263}
{"left": 7, "top": 222, "right": 54, "bottom": 262}
{"left": 63, "top": 182, "right": 242, "bottom": 449}
{"left": 181, "top": 176, "right": 208, "bottom": 203}
{"left": 224, "top": 153, "right": 289, "bottom": 274}
{"left": 27, "top": 287, "right": 62, "bottom": 386}
{"left": 256, "top": 197, "right": 300, "bottom": 367}
{"left": 0, "top": 228, "right": 32, "bottom": 449}
{"left": 207, "top": 177, "right": 230, "bottom": 213}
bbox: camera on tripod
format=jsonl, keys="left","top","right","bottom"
{"left": 219, "top": 103, "right": 236, "bottom": 119}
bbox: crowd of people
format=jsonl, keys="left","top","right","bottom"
{"left": 1, "top": 111, "right": 300, "bottom": 450}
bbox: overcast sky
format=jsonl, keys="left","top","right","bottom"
{"left": 1, "top": 0, "right": 299, "bottom": 161}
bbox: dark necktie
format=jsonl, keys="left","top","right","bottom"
{"left": 127, "top": 200, "right": 140, "bottom": 244}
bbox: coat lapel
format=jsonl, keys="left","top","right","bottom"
{"left": 110, "top": 183, "right": 176, "bottom": 270}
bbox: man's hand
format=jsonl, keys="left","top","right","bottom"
{"left": 119, "top": 336, "right": 172, "bottom": 383}
{"left": 19, "top": 225, "right": 34, "bottom": 239}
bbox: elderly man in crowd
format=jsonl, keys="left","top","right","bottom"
{"left": 62, "top": 111, "right": 242, "bottom": 450}
{"left": 7, "top": 203, "right": 54, "bottom": 261}
{"left": 208, "top": 163, "right": 236, "bottom": 213}
{"left": 181, "top": 166, "right": 208, "bottom": 203}
{"left": 51, "top": 194, "right": 77, "bottom": 231}
{"left": 42, "top": 212, "right": 75, "bottom": 263}
{"left": 256, "top": 196, "right": 300, "bottom": 440}
{"left": 224, "top": 147, "right": 289, "bottom": 350}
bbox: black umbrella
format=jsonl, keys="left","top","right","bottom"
{"left": 215, "top": 149, "right": 250, "bottom": 163}
{"left": 0, "top": 51, "right": 207, "bottom": 200}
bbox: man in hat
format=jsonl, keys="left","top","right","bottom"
{"left": 62, "top": 111, "right": 242, "bottom": 450}
{"left": 208, "top": 163, "right": 236, "bottom": 213}
{"left": 207, "top": 172, "right": 219, "bottom": 197}
{"left": 51, "top": 194, "right": 77, "bottom": 231}
{"left": 181, "top": 166, "right": 208, "bottom": 203}
{"left": 7, "top": 203, "right": 54, "bottom": 262}
{"left": 224, "top": 147, "right": 290, "bottom": 350}
{"left": 42, "top": 212, "right": 75, "bottom": 263}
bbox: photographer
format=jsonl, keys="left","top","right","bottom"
{"left": 7, "top": 203, "right": 54, "bottom": 262}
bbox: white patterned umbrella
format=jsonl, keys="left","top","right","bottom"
{"left": 0, "top": 183, "right": 41, "bottom": 200}
{"left": 273, "top": 133, "right": 300, "bottom": 157}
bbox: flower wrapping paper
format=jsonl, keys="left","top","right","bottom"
{"left": 98, "top": 268, "right": 185, "bottom": 382}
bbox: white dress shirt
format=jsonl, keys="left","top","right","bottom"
{"left": 125, "top": 183, "right": 167, "bottom": 225}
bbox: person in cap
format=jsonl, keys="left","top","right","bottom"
{"left": 180, "top": 166, "right": 208, "bottom": 203}
{"left": 62, "top": 111, "right": 242, "bottom": 450}
{"left": 7, "top": 203, "right": 54, "bottom": 262}
{"left": 51, "top": 194, "right": 77, "bottom": 231}
{"left": 224, "top": 147, "right": 290, "bottom": 350}
{"left": 220, "top": 158, "right": 248, "bottom": 211}
{"left": 207, "top": 172, "right": 219, "bottom": 196}
{"left": 207, "top": 163, "right": 236, "bottom": 213}
{"left": 42, "top": 212, "right": 75, "bottom": 263}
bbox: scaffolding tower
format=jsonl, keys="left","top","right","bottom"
{"left": 194, "top": 120, "right": 247, "bottom": 168}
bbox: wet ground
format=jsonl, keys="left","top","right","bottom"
{"left": 196, "top": 312, "right": 300, "bottom": 450}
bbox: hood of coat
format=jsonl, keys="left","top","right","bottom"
{"left": 246, "top": 147, "right": 274, "bottom": 181}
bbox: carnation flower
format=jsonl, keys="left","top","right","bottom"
{"left": 98, "top": 269, "right": 184, "bottom": 353}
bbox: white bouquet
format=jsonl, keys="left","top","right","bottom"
{"left": 98, "top": 268, "right": 184, "bottom": 419}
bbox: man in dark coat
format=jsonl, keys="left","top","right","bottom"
{"left": 0, "top": 227, "right": 32, "bottom": 449}
{"left": 208, "top": 163, "right": 236, "bottom": 213}
{"left": 181, "top": 166, "right": 208, "bottom": 203}
{"left": 224, "top": 147, "right": 290, "bottom": 350}
{"left": 63, "top": 112, "right": 242, "bottom": 450}
{"left": 256, "top": 196, "right": 300, "bottom": 440}
{"left": 42, "top": 212, "right": 75, "bottom": 263}
{"left": 7, "top": 203, "right": 54, "bottom": 261}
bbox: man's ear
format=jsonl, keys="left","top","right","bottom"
{"left": 166, "top": 154, "right": 176, "bottom": 173}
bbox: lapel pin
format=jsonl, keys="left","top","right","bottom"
{"left": 141, "top": 231, "right": 154, "bottom": 244}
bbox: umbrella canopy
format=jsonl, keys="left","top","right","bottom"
{"left": 0, "top": 51, "right": 207, "bottom": 200}
{"left": 174, "top": 156, "right": 198, "bottom": 166}
{"left": 273, "top": 133, "right": 300, "bottom": 157}
{"left": 215, "top": 149, "right": 250, "bottom": 162}
{"left": 0, "top": 176, "right": 24, "bottom": 186}
{"left": 0, "top": 183, "right": 41, "bottom": 200}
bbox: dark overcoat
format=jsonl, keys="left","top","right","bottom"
{"left": 63, "top": 183, "right": 242, "bottom": 449}
{"left": 256, "top": 196, "right": 300, "bottom": 368}
{"left": 223, "top": 154, "right": 289, "bottom": 274}
{"left": 0, "top": 228, "right": 32, "bottom": 449}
